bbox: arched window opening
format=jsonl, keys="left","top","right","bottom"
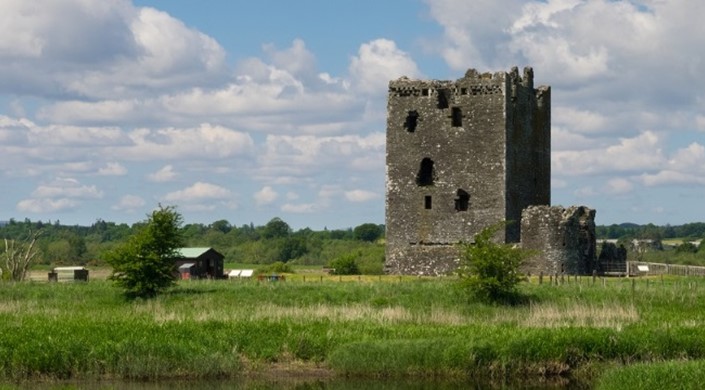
{"left": 416, "top": 158, "right": 435, "bottom": 186}
{"left": 455, "top": 189, "right": 470, "bottom": 211}
{"left": 404, "top": 110, "right": 419, "bottom": 132}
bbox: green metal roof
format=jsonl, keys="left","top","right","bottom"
{"left": 176, "top": 247, "right": 212, "bottom": 258}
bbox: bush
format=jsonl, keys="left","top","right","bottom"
{"left": 457, "top": 223, "right": 533, "bottom": 304}
{"left": 676, "top": 241, "right": 698, "bottom": 254}
{"left": 257, "top": 261, "right": 293, "bottom": 274}
{"left": 329, "top": 254, "right": 360, "bottom": 275}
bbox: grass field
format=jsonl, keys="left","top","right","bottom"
{"left": 2, "top": 274, "right": 705, "bottom": 387}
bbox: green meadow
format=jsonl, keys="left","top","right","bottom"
{"left": 2, "top": 274, "right": 705, "bottom": 387}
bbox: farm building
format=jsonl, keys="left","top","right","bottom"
{"left": 174, "top": 247, "right": 224, "bottom": 279}
{"left": 48, "top": 266, "right": 89, "bottom": 282}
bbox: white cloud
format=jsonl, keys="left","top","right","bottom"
{"left": 263, "top": 39, "right": 318, "bottom": 84}
{"left": 344, "top": 190, "right": 380, "bottom": 202}
{"left": 606, "top": 178, "right": 633, "bottom": 195}
{"left": 17, "top": 198, "right": 77, "bottom": 213}
{"left": 574, "top": 186, "right": 597, "bottom": 198}
{"left": 254, "top": 186, "right": 278, "bottom": 206}
{"left": 163, "top": 182, "right": 233, "bottom": 202}
{"left": 423, "top": 0, "right": 525, "bottom": 70}
{"left": 667, "top": 143, "right": 705, "bottom": 172}
{"left": 636, "top": 143, "right": 705, "bottom": 186}
{"left": 349, "top": 39, "right": 422, "bottom": 95}
{"left": 281, "top": 203, "right": 318, "bottom": 213}
{"left": 148, "top": 165, "right": 177, "bottom": 182}
{"left": 117, "top": 123, "right": 255, "bottom": 161}
{"left": 98, "top": 162, "right": 127, "bottom": 176}
{"left": 638, "top": 170, "right": 705, "bottom": 187}
{"left": 15, "top": 176, "right": 103, "bottom": 215}
{"left": 31, "top": 178, "right": 103, "bottom": 199}
{"left": 697, "top": 115, "right": 705, "bottom": 131}
{"left": 0, "top": 0, "right": 228, "bottom": 100}
{"left": 112, "top": 194, "right": 146, "bottom": 212}
{"left": 553, "top": 106, "right": 608, "bottom": 134}
{"left": 553, "top": 131, "right": 665, "bottom": 176}
{"left": 256, "top": 132, "right": 385, "bottom": 180}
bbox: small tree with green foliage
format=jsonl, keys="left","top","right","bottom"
{"left": 329, "top": 254, "right": 361, "bottom": 275}
{"left": 106, "top": 205, "right": 184, "bottom": 299}
{"left": 457, "top": 224, "right": 532, "bottom": 304}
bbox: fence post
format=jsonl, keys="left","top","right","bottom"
{"left": 539, "top": 272, "right": 543, "bottom": 285}
{"left": 592, "top": 270, "right": 597, "bottom": 286}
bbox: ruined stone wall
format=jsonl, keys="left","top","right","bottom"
{"left": 505, "top": 67, "right": 551, "bottom": 242}
{"left": 385, "top": 67, "right": 551, "bottom": 275}
{"left": 521, "top": 205, "right": 597, "bottom": 275}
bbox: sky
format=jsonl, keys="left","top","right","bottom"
{"left": 1, "top": 0, "right": 704, "bottom": 230}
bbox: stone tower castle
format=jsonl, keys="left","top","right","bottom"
{"left": 385, "top": 67, "right": 552, "bottom": 275}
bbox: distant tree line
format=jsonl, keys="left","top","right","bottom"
{"left": 0, "top": 216, "right": 386, "bottom": 274}
{"left": 594, "top": 222, "right": 705, "bottom": 266}
{"left": 595, "top": 222, "right": 705, "bottom": 241}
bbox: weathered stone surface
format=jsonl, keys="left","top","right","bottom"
{"left": 385, "top": 67, "right": 551, "bottom": 275}
{"left": 520, "top": 205, "right": 597, "bottom": 275}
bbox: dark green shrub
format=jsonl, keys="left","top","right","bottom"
{"left": 329, "top": 254, "right": 360, "bottom": 275}
{"left": 257, "top": 261, "right": 293, "bottom": 274}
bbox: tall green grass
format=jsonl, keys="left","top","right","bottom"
{"left": 596, "top": 360, "right": 705, "bottom": 390}
{"left": 1, "top": 276, "right": 705, "bottom": 382}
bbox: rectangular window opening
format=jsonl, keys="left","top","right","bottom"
{"left": 424, "top": 195, "right": 432, "bottom": 209}
{"left": 451, "top": 107, "right": 462, "bottom": 127}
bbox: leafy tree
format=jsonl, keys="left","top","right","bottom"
{"left": 278, "top": 236, "right": 308, "bottom": 262}
{"left": 353, "top": 223, "right": 384, "bottom": 242}
{"left": 66, "top": 233, "right": 87, "bottom": 263}
{"left": 457, "top": 224, "right": 532, "bottom": 304}
{"left": 329, "top": 254, "right": 361, "bottom": 275}
{"left": 262, "top": 217, "right": 290, "bottom": 239}
{"left": 105, "top": 205, "right": 185, "bottom": 299}
{"left": 329, "top": 229, "right": 353, "bottom": 240}
{"left": 209, "top": 219, "right": 232, "bottom": 234}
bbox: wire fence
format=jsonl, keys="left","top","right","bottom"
{"left": 629, "top": 261, "right": 705, "bottom": 277}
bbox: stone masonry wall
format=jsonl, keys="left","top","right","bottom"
{"left": 385, "top": 67, "right": 551, "bottom": 275}
{"left": 521, "top": 205, "right": 597, "bottom": 275}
